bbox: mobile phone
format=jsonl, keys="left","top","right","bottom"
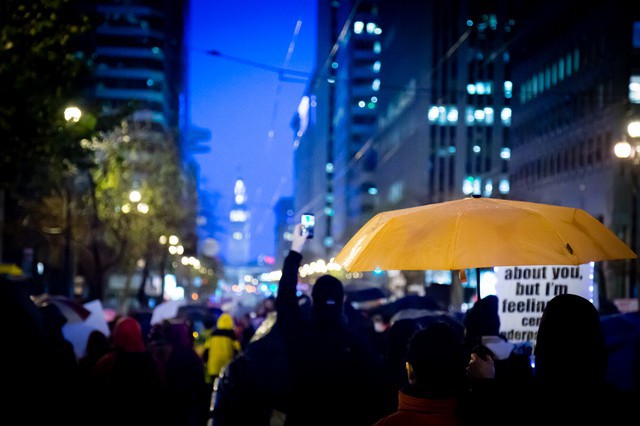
{"left": 301, "top": 213, "right": 315, "bottom": 239}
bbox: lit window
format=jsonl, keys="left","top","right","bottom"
{"left": 504, "top": 81, "right": 512, "bottom": 98}
{"left": 630, "top": 75, "right": 640, "bottom": 104}
{"left": 501, "top": 108, "right": 512, "bottom": 125}
{"left": 230, "top": 209, "right": 249, "bottom": 222}
{"left": 372, "top": 79, "right": 380, "bottom": 91}
{"left": 354, "top": 21, "right": 364, "bottom": 34}
{"left": 484, "top": 107, "right": 494, "bottom": 124}
{"left": 462, "top": 177, "right": 474, "bottom": 195}
{"left": 484, "top": 179, "right": 493, "bottom": 197}
{"left": 467, "top": 84, "right": 476, "bottom": 95}
{"left": 428, "top": 106, "right": 439, "bottom": 122}
{"left": 466, "top": 107, "right": 475, "bottom": 125}
{"left": 438, "top": 106, "right": 446, "bottom": 125}
{"left": 373, "top": 61, "right": 381, "bottom": 72}
{"left": 325, "top": 163, "right": 334, "bottom": 173}
{"left": 499, "top": 179, "right": 510, "bottom": 194}
{"left": 366, "top": 22, "right": 377, "bottom": 34}
{"left": 232, "top": 232, "right": 243, "bottom": 240}
{"left": 446, "top": 107, "right": 458, "bottom": 124}
{"left": 500, "top": 147, "right": 511, "bottom": 159}
{"left": 373, "top": 41, "right": 381, "bottom": 54}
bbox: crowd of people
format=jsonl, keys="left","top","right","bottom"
{"left": 2, "top": 222, "right": 639, "bottom": 425}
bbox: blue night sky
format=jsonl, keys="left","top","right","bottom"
{"left": 187, "top": 1, "right": 317, "bottom": 260}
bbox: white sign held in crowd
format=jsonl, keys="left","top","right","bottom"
{"left": 493, "top": 263, "right": 596, "bottom": 345}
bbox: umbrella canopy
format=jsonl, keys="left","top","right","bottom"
{"left": 335, "top": 196, "right": 637, "bottom": 272}
{"left": 32, "top": 294, "right": 91, "bottom": 324}
{"left": 369, "top": 294, "right": 441, "bottom": 320}
{"left": 344, "top": 280, "right": 391, "bottom": 303}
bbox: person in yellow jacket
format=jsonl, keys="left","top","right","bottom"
{"left": 203, "top": 312, "right": 241, "bottom": 384}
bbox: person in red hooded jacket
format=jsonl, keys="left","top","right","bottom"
{"left": 90, "top": 316, "right": 166, "bottom": 426}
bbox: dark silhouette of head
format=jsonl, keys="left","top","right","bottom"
{"left": 406, "top": 321, "right": 466, "bottom": 397}
{"left": 534, "top": 293, "right": 606, "bottom": 390}
{"left": 311, "top": 275, "right": 344, "bottom": 320}
{"left": 463, "top": 295, "right": 500, "bottom": 347}
{"left": 85, "top": 330, "right": 110, "bottom": 359}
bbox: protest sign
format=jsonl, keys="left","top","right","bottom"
{"left": 494, "top": 263, "right": 596, "bottom": 345}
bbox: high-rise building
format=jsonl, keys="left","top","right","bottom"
{"left": 296, "top": 0, "right": 518, "bottom": 254}
{"left": 92, "top": 0, "right": 187, "bottom": 135}
{"left": 295, "top": 0, "right": 640, "bottom": 301}
{"left": 508, "top": 1, "right": 640, "bottom": 299}
{"left": 293, "top": 0, "right": 383, "bottom": 259}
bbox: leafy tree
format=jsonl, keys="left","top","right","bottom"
{"left": 0, "top": 0, "right": 100, "bottom": 291}
{"left": 86, "top": 122, "right": 191, "bottom": 311}
{"left": 0, "top": 0, "right": 96, "bottom": 196}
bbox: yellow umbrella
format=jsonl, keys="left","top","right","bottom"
{"left": 334, "top": 197, "right": 637, "bottom": 272}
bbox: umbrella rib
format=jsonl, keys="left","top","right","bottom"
{"left": 533, "top": 208, "right": 578, "bottom": 261}
{"left": 449, "top": 210, "right": 463, "bottom": 270}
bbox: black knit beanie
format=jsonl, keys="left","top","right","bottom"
{"left": 463, "top": 295, "right": 500, "bottom": 339}
{"left": 311, "top": 275, "right": 344, "bottom": 318}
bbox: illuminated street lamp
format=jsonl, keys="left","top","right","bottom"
{"left": 61, "top": 106, "right": 82, "bottom": 296}
{"left": 64, "top": 106, "right": 82, "bottom": 123}
{"left": 614, "top": 116, "right": 640, "bottom": 299}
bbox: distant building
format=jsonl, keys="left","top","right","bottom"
{"left": 226, "top": 177, "right": 251, "bottom": 266}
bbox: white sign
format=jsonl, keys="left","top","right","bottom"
{"left": 494, "top": 264, "right": 596, "bottom": 345}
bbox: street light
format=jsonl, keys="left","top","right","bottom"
{"left": 614, "top": 116, "right": 640, "bottom": 300}
{"left": 64, "top": 106, "right": 82, "bottom": 123}
{"left": 61, "top": 106, "right": 82, "bottom": 297}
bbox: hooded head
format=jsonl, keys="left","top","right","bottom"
{"left": 463, "top": 295, "right": 500, "bottom": 346}
{"left": 112, "top": 316, "right": 146, "bottom": 352}
{"left": 216, "top": 312, "right": 235, "bottom": 330}
{"left": 534, "top": 293, "right": 606, "bottom": 389}
{"left": 311, "top": 274, "right": 344, "bottom": 320}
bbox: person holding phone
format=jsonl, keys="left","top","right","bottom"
{"left": 300, "top": 213, "right": 315, "bottom": 239}
{"left": 274, "top": 221, "right": 388, "bottom": 426}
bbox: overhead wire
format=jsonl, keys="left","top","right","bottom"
{"left": 256, "top": 18, "right": 305, "bottom": 238}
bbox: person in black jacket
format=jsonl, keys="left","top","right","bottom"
{"left": 274, "top": 223, "right": 389, "bottom": 426}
